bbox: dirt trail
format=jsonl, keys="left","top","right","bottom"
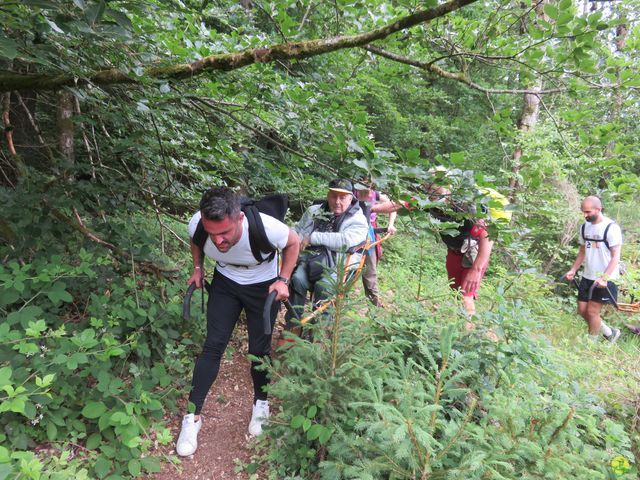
{"left": 154, "top": 350, "right": 254, "bottom": 480}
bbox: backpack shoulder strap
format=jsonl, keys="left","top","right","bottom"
{"left": 603, "top": 222, "right": 613, "bottom": 251}
{"left": 242, "top": 204, "right": 274, "bottom": 264}
{"left": 581, "top": 223, "right": 586, "bottom": 243}
{"left": 193, "top": 219, "right": 208, "bottom": 253}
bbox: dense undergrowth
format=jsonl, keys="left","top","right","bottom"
{"left": 1, "top": 190, "right": 639, "bottom": 479}
{"left": 260, "top": 233, "right": 639, "bottom": 479}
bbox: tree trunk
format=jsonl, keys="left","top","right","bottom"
{"left": 57, "top": 90, "right": 74, "bottom": 163}
{"left": 508, "top": 0, "right": 545, "bottom": 194}
{"left": 603, "top": 22, "right": 627, "bottom": 161}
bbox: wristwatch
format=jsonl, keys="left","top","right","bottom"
{"left": 277, "top": 276, "right": 290, "bottom": 285}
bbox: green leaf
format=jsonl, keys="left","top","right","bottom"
{"left": 93, "top": 455, "right": 112, "bottom": 479}
{"left": 140, "top": 456, "right": 161, "bottom": 473}
{"left": 0, "top": 445, "right": 9, "bottom": 463}
{"left": 450, "top": 151, "right": 465, "bottom": 165}
{"left": 0, "top": 368, "right": 11, "bottom": 388}
{"left": 86, "top": 433, "right": 102, "bottom": 450}
{"left": 291, "top": 415, "right": 305, "bottom": 429}
{"left": 544, "top": 4, "right": 559, "bottom": 20}
{"left": 47, "top": 281, "right": 73, "bottom": 304}
{"left": 127, "top": 459, "right": 141, "bottom": 476}
{"left": 82, "top": 401, "right": 107, "bottom": 419}
{"left": 25, "top": 320, "right": 47, "bottom": 337}
{"left": 85, "top": 1, "right": 106, "bottom": 25}
{"left": 318, "top": 427, "right": 334, "bottom": 445}
{"left": 0, "top": 464, "right": 12, "bottom": 480}
{"left": 306, "top": 424, "right": 323, "bottom": 441}
{"left": 9, "top": 398, "right": 25, "bottom": 414}
{"left": 306, "top": 405, "right": 318, "bottom": 419}
{"left": 46, "top": 422, "right": 58, "bottom": 441}
{"left": 105, "top": 9, "right": 133, "bottom": 30}
{"left": 0, "top": 38, "right": 19, "bottom": 61}
{"left": 302, "top": 418, "right": 312, "bottom": 432}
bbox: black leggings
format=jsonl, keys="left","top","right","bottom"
{"left": 188, "top": 271, "right": 279, "bottom": 415}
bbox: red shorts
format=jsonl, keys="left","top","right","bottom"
{"left": 445, "top": 250, "right": 487, "bottom": 299}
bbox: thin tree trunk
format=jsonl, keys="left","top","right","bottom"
{"left": 57, "top": 90, "right": 74, "bottom": 163}
{"left": 509, "top": 0, "right": 545, "bottom": 194}
{"left": 604, "top": 22, "right": 627, "bottom": 160}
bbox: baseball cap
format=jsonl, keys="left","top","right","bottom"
{"left": 328, "top": 179, "right": 353, "bottom": 194}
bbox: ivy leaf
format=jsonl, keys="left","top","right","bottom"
{"left": 82, "top": 401, "right": 107, "bottom": 419}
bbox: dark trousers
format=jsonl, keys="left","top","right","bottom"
{"left": 188, "top": 270, "right": 279, "bottom": 415}
{"left": 284, "top": 262, "right": 333, "bottom": 329}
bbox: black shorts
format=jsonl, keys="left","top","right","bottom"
{"left": 577, "top": 277, "right": 618, "bottom": 304}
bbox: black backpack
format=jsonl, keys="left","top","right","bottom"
{"left": 581, "top": 221, "right": 618, "bottom": 251}
{"left": 193, "top": 194, "right": 289, "bottom": 264}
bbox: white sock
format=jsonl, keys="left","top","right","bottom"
{"left": 600, "top": 323, "right": 613, "bottom": 337}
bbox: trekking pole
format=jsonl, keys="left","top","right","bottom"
{"left": 182, "top": 281, "right": 209, "bottom": 321}
{"left": 183, "top": 282, "right": 197, "bottom": 321}
{"left": 587, "top": 281, "right": 620, "bottom": 310}
{"left": 263, "top": 290, "right": 300, "bottom": 335}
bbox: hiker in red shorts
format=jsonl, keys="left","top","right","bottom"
{"left": 426, "top": 181, "right": 492, "bottom": 315}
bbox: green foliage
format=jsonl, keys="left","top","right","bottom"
{"left": 0, "top": 195, "right": 201, "bottom": 478}
{"left": 260, "top": 235, "right": 636, "bottom": 479}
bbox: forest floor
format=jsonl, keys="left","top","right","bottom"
{"left": 154, "top": 349, "right": 254, "bottom": 480}
{"left": 153, "top": 317, "right": 292, "bottom": 480}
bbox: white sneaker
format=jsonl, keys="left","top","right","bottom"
{"left": 248, "top": 400, "right": 269, "bottom": 436}
{"left": 176, "top": 413, "right": 202, "bottom": 456}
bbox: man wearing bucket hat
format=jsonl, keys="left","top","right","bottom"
{"left": 284, "top": 179, "right": 368, "bottom": 329}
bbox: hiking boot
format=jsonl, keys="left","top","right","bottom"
{"left": 248, "top": 400, "right": 269, "bottom": 436}
{"left": 176, "top": 413, "right": 202, "bottom": 456}
{"left": 605, "top": 328, "right": 621, "bottom": 343}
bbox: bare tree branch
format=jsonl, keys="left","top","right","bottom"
{"left": 363, "top": 45, "right": 567, "bottom": 94}
{"left": 188, "top": 96, "right": 339, "bottom": 174}
{"left": 0, "top": 0, "right": 477, "bottom": 93}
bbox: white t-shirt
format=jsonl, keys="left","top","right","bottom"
{"left": 578, "top": 216, "right": 622, "bottom": 280}
{"left": 188, "top": 211, "right": 290, "bottom": 285}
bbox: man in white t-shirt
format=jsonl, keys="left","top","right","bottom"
{"left": 176, "top": 187, "right": 300, "bottom": 456}
{"left": 565, "top": 196, "right": 622, "bottom": 342}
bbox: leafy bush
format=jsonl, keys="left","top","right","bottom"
{"left": 0, "top": 248, "right": 199, "bottom": 478}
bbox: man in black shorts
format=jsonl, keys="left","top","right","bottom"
{"left": 565, "top": 196, "right": 622, "bottom": 342}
